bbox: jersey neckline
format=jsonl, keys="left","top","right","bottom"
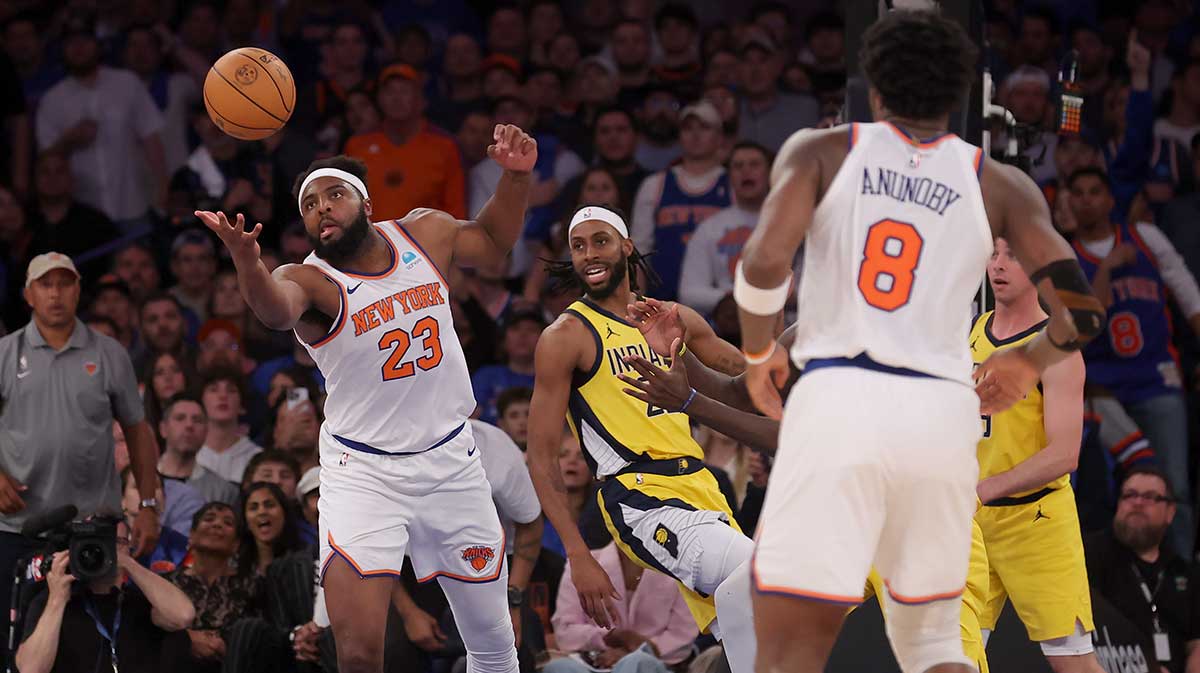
{"left": 984, "top": 312, "right": 1049, "bottom": 347}
{"left": 883, "top": 121, "right": 956, "bottom": 148}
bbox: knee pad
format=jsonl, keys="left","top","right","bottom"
{"left": 882, "top": 594, "right": 975, "bottom": 673}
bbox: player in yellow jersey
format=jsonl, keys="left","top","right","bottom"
{"left": 971, "top": 238, "right": 1104, "bottom": 673}
{"left": 527, "top": 205, "right": 759, "bottom": 673}
{"left": 618, "top": 307, "right": 991, "bottom": 672}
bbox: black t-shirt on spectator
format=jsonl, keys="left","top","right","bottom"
{"left": 21, "top": 584, "right": 186, "bottom": 673}
{"left": 1084, "top": 528, "right": 1200, "bottom": 673}
{"left": 27, "top": 204, "right": 120, "bottom": 284}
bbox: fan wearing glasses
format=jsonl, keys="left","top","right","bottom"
{"left": 1083, "top": 465, "right": 1200, "bottom": 673}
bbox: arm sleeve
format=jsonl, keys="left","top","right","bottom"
{"left": 631, "top": 173, "right": 664, "bottom": 255}
{"left": 107, "top": 338, "right": 146, "bottom": 425}
{"left": 1136, "top": 222, "right": 1200, "bottom": 317}
{"left": 678, "top": 221, "right": 727, "bottom": 315}
{"left": 550, "top": 558, "right": 608, "bottom": 653}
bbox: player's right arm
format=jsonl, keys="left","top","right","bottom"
{"left": 526, "top": 316, "right": 620, "bottom": 628}
{"left": 977, "top": 161, "right": 1106, "bottom": 413}
{"left": 197, "top": 211, "right": 314, "bottom": 331}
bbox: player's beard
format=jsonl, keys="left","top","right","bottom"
{"left": 1114, "top": 513, "right": 1169, "bottom": 554}
{"left": 310, "top": 206, "right": 371, "bottom": 266}
{"left": 576, "top": 252, "right": 628, "bottom": 300}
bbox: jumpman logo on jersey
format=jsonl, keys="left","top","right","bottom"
{"left": 1033, "top": 505, "right": 1050, "bottom": 522}
{"left": 606, "top": 324, "right": 618, "bottom": 339}
{"left": 970, "top": 337, "right": 978, "bottom": 352}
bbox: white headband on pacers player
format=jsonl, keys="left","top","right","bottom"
{"left": 297, "top": 168, "right": 370, "bottom": 212}
{"left": 568, "top": 205, "right": 628, "bottom": 239}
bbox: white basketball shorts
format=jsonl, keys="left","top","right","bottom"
{"left": 753, "top": 365, "right": 981, "bottom": 605}
{"left": 317, "top": 422, "right": 505, "bottom": 585}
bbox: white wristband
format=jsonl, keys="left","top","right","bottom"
{"left": 733, "top": 261, "right": 791, "bottom": 316}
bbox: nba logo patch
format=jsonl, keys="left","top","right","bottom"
{"left": 909, "top": 152, "right": 921, "bottom": 169}
{"left": 461, "top": 545, "right": 495, "bottom": 573}
{"left": 84, "top": 361, "right": 98, "bottom": 376}
{"left": 339, "top": 452, "right": 349, "bottom": 466}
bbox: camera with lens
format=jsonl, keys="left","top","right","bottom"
{"left": 37, "top": 517, "right": 119, "bottom": 584}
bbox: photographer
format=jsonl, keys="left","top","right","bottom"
{"left": 16, "top": 523, "right": 195, "bottom": 673}
{"left": 0, "top": 254, "right": 163, "bottom": 663}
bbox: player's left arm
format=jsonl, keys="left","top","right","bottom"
{"left": 402, "top": 125, "right": 536, "bottom": 272}
{"left": 677, "top": 304, "right": 745, "bottom": 376}
{"left": 976, "top": 351, "right": 1085, "bottom": 505}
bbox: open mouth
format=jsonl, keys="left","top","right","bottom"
{"left": 319, "top": 220, "right": 340, "bottom": 240}
{"left": 255, "top": 519, "right": 274, "bottom": 535}
{"left": 583, "top": 264, "right": 610, "bottom": 284}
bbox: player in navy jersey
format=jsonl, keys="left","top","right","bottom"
{"left": 1067, "top": 166, "right": 1200, "bottom": 557}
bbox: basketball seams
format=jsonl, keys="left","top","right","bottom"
{"left": 203, "top": 89, "right": 276, "bottom": 140}
{"left": 202, "top": 89, "right": 277, "bottom": 131}
{"left": 234, "top": 51, "right": 292, "bottom": 114}
{"left": 210, "top": 66, "right": 287, "bottom": 124}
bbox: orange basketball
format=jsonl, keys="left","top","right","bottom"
{"left": 203, "top": 47, "right": 295, "bottom": 141}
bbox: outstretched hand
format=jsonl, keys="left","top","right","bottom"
{"left": 626, "top": 297, "right": 687, "bottom": 358}
{"left": 619, "top": 337, "right": 693, "bottom": 412}
{"left": 196, "top": 211, "right": 263, "bottom": 268}
{"left": 973, "top": 348, "right": 1039, "bottom": 415}
{"left": 488, "top": 124, "right": 538, "bottom": 173}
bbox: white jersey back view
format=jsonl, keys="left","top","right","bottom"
{"left": 789, "top": 121, "right": 994, "bottom": 384}
{"left": 297, "top": 220, "right": 475, "bottom": 454}
{"left": 754, "top": 122, "right": 992, "bottom": 631}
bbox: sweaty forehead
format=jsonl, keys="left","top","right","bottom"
{"left": 302, "top": 175, "right": 355, "bottom": 202}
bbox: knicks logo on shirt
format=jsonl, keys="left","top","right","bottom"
{"left": 461, "top": 545, "right": 495, "bottom": 572}
{"left": 84, "top": 361, "right": 98, "bottom": 376}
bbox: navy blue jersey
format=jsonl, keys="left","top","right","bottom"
{"left": 651, "top": 168, "right": 731, "bottom": 301}
{"left": 1075, "top": 223, "right": 1181, "bottom": 403}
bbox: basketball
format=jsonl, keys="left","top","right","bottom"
{"left": 203, "top": 47, "right": 295, "bottom": 141}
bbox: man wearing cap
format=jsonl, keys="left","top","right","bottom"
{"left": 198, "top": 117, "right": 536, "bottom": 673}
{"left": 631, "top": 99, "right": 731, "bottom": 303}
{"left": 344, "top": 62, "right": 467, "bottom": 221}
{"left": 528, "top": 204, "right": 756, "bottom": 672}
{"left": 737, "top": 30, "right": 819, "bottom": 154}
{"left": 0, "top": 253, "right": 162, "bottom": 662}
{"left": 35, "top": 13, "right": 167, "bottom": 232}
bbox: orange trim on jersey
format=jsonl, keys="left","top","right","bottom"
{"left": 321, "top": 534, "right": 404, "bottom": 580}
{"left": 307, "top": 268, "right": 348, "bottom": 348}
{"left": 1125, "top": 223, "right": 1159, "bottom": 268}
{"left": 848, "top": 123, "right": 858, "bottom": 150}
{"left": 338, "top": 226, "right": 400, "bottom": 279}
{"left": 884, "top": 121, "right": 957, "bottom": 149}
{"left": 750, "top": 557, "right": 863, "bottom": 605}
{"left": 884, "top": 579, "right": 964, "bottom": 605}
{"left": 415, "top": 532, "right": 507, "bottom": 584}
{"left": 1083, "top": 412, "right": 1102, "bottom": 424}
{"left": 390, "top": 220, "right": 450, "bottom": 288}
{"left": 1072, "top": 238, "right": 1103, "bottom": 265}
{"left": 973, "top": 147, "right": 985, "bottom": 178}
{"left": 1111, "top": 431, "right": 1145, "bottom": 455}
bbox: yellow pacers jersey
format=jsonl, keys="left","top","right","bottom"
{"left": 970, "top": 312, "right": 1068, "bottom": 495}
{"left": 564, "top": 299, "right": 705, "bottom": 476}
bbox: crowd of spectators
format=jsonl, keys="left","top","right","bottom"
{"left": 1, "top": 0, "right": 1200, "bottom": 671}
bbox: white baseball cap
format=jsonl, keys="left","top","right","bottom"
{"left": 25, "top": 252, "right": 80, "bottom": 288}
{"left": 298, "top": 466, "right": 321, "bottom": 498}
{"left": 680, "top": 99, "right": 722, "bottom": 127}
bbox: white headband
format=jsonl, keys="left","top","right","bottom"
{"left": 297, "top": 168, "right": 370, "bottom": 212}
{"left": 568, "top": 206, "right": 628, "bottom": 239}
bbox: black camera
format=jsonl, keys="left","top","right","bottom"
{"left": 36, "top": 518, "right": 119, "bottom": 584}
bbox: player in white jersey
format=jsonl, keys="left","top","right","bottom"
{"left": 733, "top": 11, "right": 1106, "bottom": 673}
{"left": 196, "top": 124, "right": 537, "bottom": 673}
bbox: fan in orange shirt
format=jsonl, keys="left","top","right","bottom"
{"left": 343, "top": 63, "right": 466, "bottom": 220}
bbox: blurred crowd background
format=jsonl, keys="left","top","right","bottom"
{"left": 2, "top": 0, "right": 1200, "bottom": 672}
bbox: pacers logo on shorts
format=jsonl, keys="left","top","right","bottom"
{"left": 461, "top": 545, "right": 495, "bottom": 573}
{"left": 653, "top": 524, "right": 679, "bottom": 558}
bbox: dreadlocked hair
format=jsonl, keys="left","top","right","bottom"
{"left": 542, "top": 204, "right": 660, "bottom": 298}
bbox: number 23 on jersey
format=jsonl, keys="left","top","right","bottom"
{"left": 857, "top": 218, "right": 925, "bottom": 311}
{"left": 378, "top": 316, "right": 444, "bottom": 381}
